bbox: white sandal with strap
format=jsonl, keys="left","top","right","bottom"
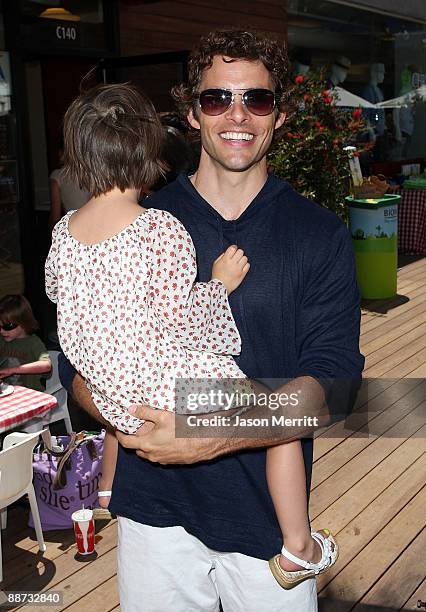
{"left": 269, "top": 530, "right": 339, "bottom": 589}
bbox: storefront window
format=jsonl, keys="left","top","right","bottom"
{"left": 0, "top": 49, "right": 24, "bottom": 295}
{"left": 287, "top": 0, "right": 426, "bottom": 166}
{"left": 391, "top": 32, "right": 426, "bottom": 161}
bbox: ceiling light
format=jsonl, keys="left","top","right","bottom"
{"left": 39, "top": 8, "right": 80, "bottom": 21}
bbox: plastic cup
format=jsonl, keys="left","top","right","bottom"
{"left": 71, "top": 508, "right": 95, "bottom": 555}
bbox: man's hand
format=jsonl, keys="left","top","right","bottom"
{"left": 115, "top": 406, "right": 225, "bottom": 465}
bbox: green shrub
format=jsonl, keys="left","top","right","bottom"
{"left": 269, "top": 71, "right": 372, "bottom": 219}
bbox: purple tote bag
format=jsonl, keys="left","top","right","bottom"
{"left": 29, "top": 431, "right": 105, "bottom": 531}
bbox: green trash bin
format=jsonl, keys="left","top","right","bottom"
{"left": 346, "top": 193, "right": 400, "bottom": 299}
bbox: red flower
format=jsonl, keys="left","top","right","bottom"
{"left": 313, "top": 121, "right": 325, "bottom": 132}
{"left": 295, "top": 75, "right": 305, "bottom": 85}
{"left": 320, "top": 91, "right": 332, "bottom": 104}
{"left": 303, "top": 94, "right": 311, "bottom": 102}
{"left": 352, "top": 108, "right": 362, "bottom": 119}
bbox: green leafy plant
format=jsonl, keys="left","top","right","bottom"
{"left": 269, "top": 71, "right": 372, "bottom": 219}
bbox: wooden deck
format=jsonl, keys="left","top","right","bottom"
{"left": 1, "top": 257, "right": 425, "bottom": 611}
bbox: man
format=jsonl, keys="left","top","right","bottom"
{"left": 60, "top": 29, "right": 363, "bottom": 611}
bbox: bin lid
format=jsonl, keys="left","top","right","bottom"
{"left": 346, "top": 193, "right": 400, "bottom": 209}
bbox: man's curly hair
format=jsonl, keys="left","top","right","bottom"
{"left": 172, "top": 28, "right": 293, "bottom": 135}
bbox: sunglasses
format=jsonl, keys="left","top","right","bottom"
{"left": 198, "top": 88, "right": 277, "bottom": 116}
{"left": 0, "top": 322, "right": 18, "bottom": 331}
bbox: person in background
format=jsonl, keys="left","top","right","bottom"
{"left": 49, "top": 140, "right": 90, "bottom": 233}
{"left": 0, "top": 294, "right": 51, "bottom": 391}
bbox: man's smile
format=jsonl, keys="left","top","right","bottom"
{"left": 220, "top": 131, "right": 254, "bottom": 141}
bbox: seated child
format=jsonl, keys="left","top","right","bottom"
{"left": 0, "top": 294, "right": 52, "bottom": 391}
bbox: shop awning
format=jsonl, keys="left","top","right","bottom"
{"left": 332, "top": 85, "right": 426, "bottom": 109}
{"left": 376, "top": 86, "right": 426, "bottom": 108}
{"left": 332, "top": 87, "right": 377, "bottom": 108}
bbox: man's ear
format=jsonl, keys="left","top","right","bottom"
{"left": 188, "top": 107, "right": 201, "bottom": 131}
{"left": 274, "top": 111, "right": 286, "bottom": 131}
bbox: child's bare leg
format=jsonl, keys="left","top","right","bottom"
{"left": 267, "top": 441, "right": 332, "bottom": 571}
{"left": 99, "top": 428, "right": 118, "bottom": 508}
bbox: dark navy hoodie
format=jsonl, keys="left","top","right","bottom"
{"left": 60, "top": 173, "right": 364, "bottom": 559}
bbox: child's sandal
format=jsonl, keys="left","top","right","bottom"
{"left": 269, "top": 530, "right": 339, "bottom": 589}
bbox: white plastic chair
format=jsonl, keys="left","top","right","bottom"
{"left": 23, "top": 351, "right": 73, "bottom": 435}
{"left": 0, "top": 431, "right": 46, "bottom": 582}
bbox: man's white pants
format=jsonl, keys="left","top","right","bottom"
{"left": 118, "top": 517, "right": 318, "bottom": 612}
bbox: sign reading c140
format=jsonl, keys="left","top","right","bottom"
{"left": 55, "top": 25, "right": 78, "bottom": 42}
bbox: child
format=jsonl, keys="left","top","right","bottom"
{"left": 0, "top": 294, "right": 52, "bottom": 391}
{"left": 45, "top": 83, "right": 337, "bottom": 590}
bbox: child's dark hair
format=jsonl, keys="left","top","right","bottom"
{"left": 0, "top": 294, "right": 39, "bottom": 334}
{"left": 62, "top": 83, "right": 164, "bottom": 197}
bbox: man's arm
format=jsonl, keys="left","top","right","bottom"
{"left": 115, "top": 375, "right": 327, "bottom": 464}
{"left": 116, "top": 221, "right": 363, "bottom": 465}
{"left": 71, "top": 373, "right": 111, "bottom": 429}
{"left": 63, "top": 345, "right": 325, "bottom": 463}
{"left": 57, "top": 352, "right": 111, "bottom": 428}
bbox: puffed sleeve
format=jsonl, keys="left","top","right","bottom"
{"left": 149, "top": 211, "right": 241, "bottom": 355}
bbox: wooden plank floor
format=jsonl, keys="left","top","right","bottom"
{"left": 315, "top": 255, "right": 426, "bottom": 611}
{"left": 1, "top": 257, "right": 425, "bottom": 611}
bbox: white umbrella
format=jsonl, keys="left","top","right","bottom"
{"left": 331, "top": 87, "right": 377, "bottom": 108}
{"left": 376, "top": 85, "right": 426, "bottom": 108}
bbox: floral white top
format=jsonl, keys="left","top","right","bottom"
{"left": 45, "top": 209, "right": 247, "bottom": 433}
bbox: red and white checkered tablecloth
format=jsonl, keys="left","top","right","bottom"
{"left": 398, "top": 189, "right": 426, "bottom": 255}
{"left": 0, "top": 386, "right": 57, "bottom": 434}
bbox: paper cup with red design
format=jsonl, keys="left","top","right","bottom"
{"left": 71, "top": 508, "right": 95, "bottom": 555}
